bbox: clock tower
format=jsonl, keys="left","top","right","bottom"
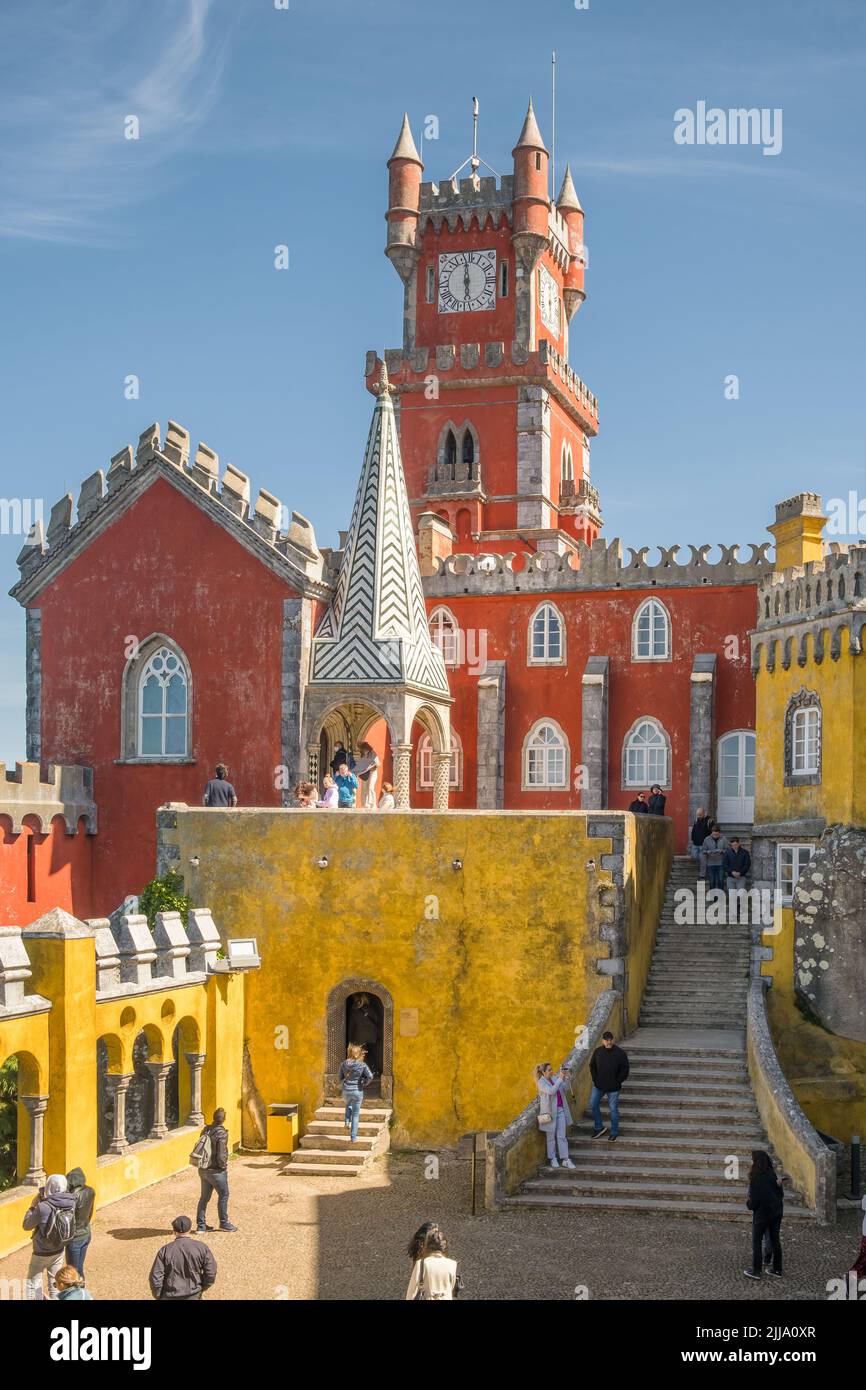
{"left": 368, "top": 101, "right": 601, "bottom": 555}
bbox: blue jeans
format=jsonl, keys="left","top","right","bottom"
{"left": 197, "top": 1169, "right": 229, "bottom": 1228}
{"left": 590, "top": 1086, "right": 620, "bottom": 1137}
{"left": 343, "top": 1089, "right": 362, "bottom": 1141}
{"left": 707, "top": 864, "right": 726, "bottom": 891}
{"left": 65, "top": 1234, "right": 91, "bottom": 1276}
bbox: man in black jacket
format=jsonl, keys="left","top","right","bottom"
{"left": 195, "top": 1108, "right": 237, "bottom": 1233}
{"left": 589, "top": 1032, "right": 630, "bottom": 1141}
{"left": 628, "top": 792, "right": 649, "bottom": 814}
{"left": 647, "top": 784, "right": 666, "bottom": 816}
{"left": 149, "top": 1216, "right": 217, "bottom": 1300}
{"left": 724, "top": 837, "right": 752, "bottom": 922}
{"left": 65, "top": 1167, "right": 96, "bottom": 1278}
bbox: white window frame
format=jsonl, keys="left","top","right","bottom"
{"left": 522, "top": 719, "right": 569, "bottom": 791}
{"left": 417, "top": 730, "right": 462, "bottom": 791}
{"left": 527, "top": 602, "right": 566, "bottom": 666}
{"left": 137, "top": 646, "right": 189, "bottom": 759}
{"left": 561, "top": 443, "right": 574, "bottom": 482}
{"left": 632, "top": 598, "right": 672, "bottom": 662}
{"left": 791, "top": 706, "right": 820, "bottom": 776}
{"left": 428, "top": 606, "right": 461, "bottom": 667}
{"left": 776, "top": 843, "right": 815, "bottom": 904}
{"left": 622, "top": 717, "right": 671, "bottom": 790}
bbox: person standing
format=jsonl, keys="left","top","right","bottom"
{"left": 355, "top": 741, "right": 381, "bottom": 810}
{"left": 149, "top": 1216, "right": 217, "bottom": 1301}
{"left": 293, "top": 780, "right": 318, "bottom": 808}
{"left": 628, "top": 792, "right": 649, "bottom": 814}
{"left": 690, "top": 806, "right": 713, "bottom": 867}
{"left": 724, "top": 836, "right": 752, "bottom": 923}
{"left": 55, "top": 1265, "right": 93, "bottom": 1301}
{"left": 203, "top": 764, "right": 237, "bottom": 807}
{"left": 317, "top": 774, "right": 339, "bottom": 808}
{"left": 334, "top": 762, "right": 359, "bottom": 809}
{"left": 330, "top": 744, "right": 355, "bottom": 775}
{"left": 377, "top": 782, "right": 396, "bottom": 810}
{"left": 589, "top": 1031, "right": 630, "bottom": 1141}
{"left": 743, "top": 1150, "right": 783, "bottom": 1280}
{"left": 535, "top": 1062, "right": 575, "bottom": 1169}
{"left": 647, "top": 784, "right": 666, "bottom": 815}
{"left": 339, "top": 1043, "right": 373, "bottom": 1143}
{"left": 701, "top": 824, "right": 730, "bottom": 893}
{"left": 195, "top": 1108, "right": 237, "bottom": 1233}
{"left": 22, "top": 1174, "right": 78, "bottom": 1300}
{"left": 405, "top": 1225, "right": 459, "bottom": 1300}
{"left": 65, "top": 1167, "right": 95, "bottom": 1278}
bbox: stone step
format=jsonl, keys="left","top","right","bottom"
{"left": 286, "top": 1161, "right": 367, "bottom": 1177}
{"left": 628, "top": 1067, "right": 749, "bottom": 1085}
{"left": 581, "top": 1116, "right": 767, "bottom": 1141}
{"left": 626, "top": 1047, "right": 747, "bottom": 1062}
{"left": 609, "top": 1097, "right": 759, "bottom": 1117}
{"left": 292, "top": 1146, "right": 374, "bottom": 1164}
{"left": 512, "top": 1183, "right": 813, "bottom": 1218}
{"left": 525, "top": 1175, "right": 803, "bottom": 1204}
{"left": 624, "top": 1078, "right": 751, "bottom": 1098}
{"left": 306, "top": 1121, "right": 387, "bottom": 1138}
{"left": 314, "top": 1106, "right": 392, "bottom": 1122}
{"left": 504, "top": 1193, "right": 812, "bottom": 1220}
{"left": 569, "top": 1132, "right": 771, "bottom": 1156}
{"left": 299, "top": 1133, "right": 377, "bottom": 1152}
{"left": 566, "top": 1144, "right": 771, "bottom": 1169}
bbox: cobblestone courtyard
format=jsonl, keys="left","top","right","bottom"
{"left": 0, "top": 1150, "right": 859, "bottom": 1301}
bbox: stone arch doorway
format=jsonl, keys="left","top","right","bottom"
{"left": 308, "top": 699, "right": 392, "bottom": 800}
{"left": 325, "top": 978, "right": 393, "bottom": 1102}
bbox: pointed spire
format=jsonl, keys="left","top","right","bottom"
{"left": 513, "top": 98, "right": 548, "bottom": 154}
{"left": 377, "top": 359, "right": 391, "bottom": 397}
{"left": 556, "top": 163, "right": 583, "bottom": 213}
{"left": 388, "top": 112, "right": 422, "bottom": 167}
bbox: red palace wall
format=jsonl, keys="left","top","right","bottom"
{"left": 35, "top": 478, "right": 294, "bottom": 913}
{"left": 0, "top": 816, "right": 94, "bottom": 925}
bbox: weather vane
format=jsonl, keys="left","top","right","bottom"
{"left": 449, "top": 97, "right": 501, "bottom": 182}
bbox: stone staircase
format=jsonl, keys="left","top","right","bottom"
{"left": 285, "top": 1100, "right": 392, "bottom": 1177}
{"left": 506, "top": 856, "right": 810, "bottom": 1220}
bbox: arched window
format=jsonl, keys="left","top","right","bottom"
{"left": 417, "top": 730, "right": 462, "bottom": 790}
{"left": 528, "top": 602, "right": 565, "bottom": 665}
{"left": 462, "top": 430, "right": 475, "bottom": 466}
{"left": 429, "top": 607, "right": 460, "bottom": 666}
{"left": 444, "top": 429, "right": 457, "bottom": 473}
{"left": 582, "top": 437, "right": 591, "bottom": 480}
{"left": 632, "top": 598, "right": 671, "bottom": 661}
{"left": 622, "top": 718, "right": 670, "bottom": 788}
{"left": 121, "top": 635, "right": 192, "bottom": 761}
{"left": 784, "top": 689, "right": 821, "bottom": 785}
{"left": 523, "top": 720, "right": 568, "bottom": 790}
{"left": 561, "top": 443, "right": 574, "bottom": 482}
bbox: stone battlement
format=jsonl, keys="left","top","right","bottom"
{"left": 0, "top": 762, "right": 96, "bottom": 834}
{"left": 14, "top": 421, "right": 327, "bottom": 593}
{"left": 423, "top": 536, "right": 773, "bottom": 596}
{"left": 756, "top": 543, "right": 866, "bottom": 630}
{"left": 419, "top": 173, "right": 514, "bottom": 230}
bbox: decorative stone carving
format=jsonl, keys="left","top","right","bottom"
{"left": 783, "top": 687, "right": 822, "bottom": 788}
{"left": 325, "top": 978, "right": 394, "bottom": 1102}
{"left": 186, "top": 908, "right": 221, "bottom": 974}
{"left": 153, "top": 911, "right": 191, "bottom": 980}
{"left": 116, "top": 914, "right": 157, "bottom": 986}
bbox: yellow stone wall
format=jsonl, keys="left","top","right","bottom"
{"left": 167, "top": 809, "right": 670, "bottom": 1150}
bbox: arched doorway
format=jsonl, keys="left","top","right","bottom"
{"left": 325, "top": 978, "right": 393, "bottom": 1101}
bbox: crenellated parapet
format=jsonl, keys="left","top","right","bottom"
{"left": 423, "top": 535, "right": 773, "bottom": 597}
{"left": 91, "top": 906, "right": 223, "bottom": 998}
{"left": 12, "top": 421, "right": 331, "bottom": 603}
{"left": 419, "top": 172, "right": 514, "bottom": 232}
{"left": 0, "top": 762, "right": 96, "bottom": 835}
{"left": 750, "top": 543, "right": 866, "bottom": 673}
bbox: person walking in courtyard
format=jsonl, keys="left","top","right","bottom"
{"left": 701, "top": 823, "right": 730, "bottom": 893}
{"left": 724, "top": 836, "right": 752, "bottom": 922}
{"left": 22, "top": 1174, "right": 77, "bottom": 1300}
{"left": 743, "top": 1150, "right": 783, "bottom": 1280}
{"left": 408, "top": 1221, "right": 435, "bottom": 1265}
{"left": 355, "top": 740, "right": 380, "bottom": 809}
{"left": 535, "top": 1061, "right": 575, "bottom": 1168}
{"left": 65, "top": 1166, "right": 95, "bottom": 1278}
{"left": 589, "top": 1031, "right": 630, "bottom": 1141}
{"left": 149, "top": 1216, "right": 217, "bottom": 1301}
{"left": 317, "top": 773, "right": 339, "bottom": 808}
{"left": 647, "top": 783, "right": 666, "bottom": 815}
{"left": 628, "top": 791, "right": 649, "bottom": 814}
{"left": 335, "top": 761, "right": 359, "bottom": 808}
{"left": 405, "top": 1223, "right": 459, "bottom": 1300}
{"left": 339, "top": 1043, "right": 373, "bottom": 1142}
{"left": 203, "top": 763, "right": 237, "bottom": 807}
{"left": 690, "top": 806, "right": 713, "bottom": 868}
{"left": 55, "top": 1265, "right": 93, "bottom": 1301}
{"left": 377, "top": 781, "right": 396, "bottom": 810}
{"left": 196, "top": 1108, "right": 237, "bottom": 1233}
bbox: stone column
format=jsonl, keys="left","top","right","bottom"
{"left": 106, "top": 1074, "right": 133, "bottom": 1155}
{"left": 689, "top": 653, "right": 717, "bottom": 826}
{"left": 281, "top": 597, "right": 313, "bottom": 806}
{"left": 476, "top": 660, "right": 506, "bottom": 809}
{"left": 432, "top": 751, "right": 452, "bottom": 811}
{"left": 307, "top": 744, "right": 320, "bottom": 789}
{"left": 146, "top": 1063, "right": 174, "bottom": 1140}
{"left": 391, "top": 743, "right": 413, "bottom": 809}
{"left": 185, "top": 1053, "right": 206, "bottom": 1126}
{"left": 580, "top": 656, "right": 609, "bottom": 809}
{"left": 21, "top": 1096, "right": 49, "bottom": 1186}
{"left": 25, "top": 608, "right": 41, "bottom": 764}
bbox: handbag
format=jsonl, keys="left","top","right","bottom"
{"left": 537, "top": 1110, "right": 552, "bottom": 1127}
{"left": 413, "top": 1259, "right": 427, "bottom": 1300}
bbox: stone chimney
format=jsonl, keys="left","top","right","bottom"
{"left": 769, "top": 493, "right": 826, "bottom": 571}
{"left": 417, "top": 512, "right": 453, "bottom": 576}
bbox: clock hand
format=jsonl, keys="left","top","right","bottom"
{"left": 463, "top": 264, "right": 471, "bottom": 300}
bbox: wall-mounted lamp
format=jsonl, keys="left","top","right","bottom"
{"left": 452, "top": 858, "right": 463, "bottom": 871}
{"left": 189, "top": 856, "right": 200, "bottom": 869}
{"left": 318, "top": 856, "right": 329, "bottom": 870}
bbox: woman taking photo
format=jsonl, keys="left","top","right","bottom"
{"left": 535, "top": 1062, "right": 575, "bottom": 1169}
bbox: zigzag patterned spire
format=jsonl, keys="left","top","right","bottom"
{"left": 310, "top": 371, "right": 450, "bottom": 697}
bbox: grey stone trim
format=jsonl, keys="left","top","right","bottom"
{"left": 25, "top": 608, "right": 41, "bottom": 764}
{"left": 476, "top": 660, "right": 505, "bottom": 809}
{"left": 689, "top": 653, "right": 716, "bottom": 825}
{"left": 580, "top": 655, "right": 608, "bottom": 809}
{"left": 783, "top": 687, "right": 822, "bottom": 787}
{"left": 516, "top": 386, "right": 551, "bottom": 529}
{"left": 746, "top": 977, "right": 835, "bottom": 1224}
{"left": 281, "top": 597, "right": 313, "bottom": 803}
{"left": 325, "top": 977, "right": 393, "bottom": 1103}
{"left": 155, "top": 804, "right": 182, "bottom": 880}
{"left": 0, "top": 761, "right": 96, "bottom": 835}
{"left": 751, "top": 818, "right": 826, "bottom": 838}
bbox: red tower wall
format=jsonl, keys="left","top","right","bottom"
{"left": 0, "top": 815, "right": 94, "bottom": 925}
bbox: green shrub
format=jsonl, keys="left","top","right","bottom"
{"left": 139, "top": 871, "right": 192, "bottom": 931}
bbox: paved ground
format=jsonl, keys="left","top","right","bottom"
{"left": 0, "top": 1150, "right": 860, "bottom": 1301}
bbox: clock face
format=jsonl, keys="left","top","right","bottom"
{"left": 538, "top": 265, "right": 561, "bottom": 336}
{"left": 437, "top": 250, "right": 496, "bottom": 313}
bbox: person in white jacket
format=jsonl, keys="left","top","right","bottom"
{"left": 355, "top": 741, "right": 380, "bottom": 810}
{"left": 405, "top": 1226, "right": 459, "bottom": 1300}
{"left": 535, "top": 1062, "right": 575, "bottom": 1169}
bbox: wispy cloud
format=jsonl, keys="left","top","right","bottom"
{"left": 0, "top": 0, "right": 230, "bottom": 245}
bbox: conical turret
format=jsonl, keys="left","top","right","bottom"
{"left": 557, "top": 164, "right": 586, "bottom": 321}
{"left": 386, "top": 113, "right": 423, "bottom": 290}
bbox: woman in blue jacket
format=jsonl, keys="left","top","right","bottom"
{"left": 339, "top": 1044, "right": 373, "bottom": 1142}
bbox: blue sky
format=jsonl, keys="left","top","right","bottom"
{"left": 0, "top": 0, "right": 864, "bottom": 760}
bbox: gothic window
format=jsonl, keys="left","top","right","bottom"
{"left": 444, "top": 429, "right": 457, "bottom": 474}
{"left": 523, "top": 720, "right": 568, "bottom": 790}
{"left": 632, "top": 598, "right": 671, "bottom": 661}
{"left": 121, "top": 635, "right": 192, "bottom": 762}
{"left": 784, "top": 689, "right": 821, "bottom": 785}
{"left": 561, "top": 443, "right": 574, "bottom": 482}
{"left": 425, "top": 265, "right": 435, "bottom": 303}
{"left": 429, "top": 607, "right": 460, "bottom": 666}
{"left": 623, "top": 718, "right": 671, "bottom": 788}
{"left": 528, "top": 602, "right": 565, "bottom": 665}
{"left": 499, "top": 260, "right": 509, "bottom": 298}
{"left": 462, "top": 430, "right": 475, "bottom": 467}
{"left": 417, "top": 730, "right": 462, "bottom": 790}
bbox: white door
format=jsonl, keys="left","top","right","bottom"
{"left": 717, "top": 731, "right": 756, "bottom": 823}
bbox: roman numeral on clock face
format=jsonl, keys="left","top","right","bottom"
{"left": 437, "top": 249, "right": 497, "bottom": 313}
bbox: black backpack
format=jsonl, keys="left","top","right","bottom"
{"left": 43, "top": 1203, "right": 76, "bottom": 1252}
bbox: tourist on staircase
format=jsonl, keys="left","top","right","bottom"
{"left": 701, "top": 824, "right": 731, "bottom": 893}
{"left": 589, "top": 1031, "right": 630, "bottom": 1141}
{"left": 535, "top": 1062, "right": 575, "bottom": 1168}
{"left": 339, "top": 1043, "right": 373, "bottom": 1142}
{"left": 405, "top": 1223, "right": 460, "bottom": 1300}
{"left": 689, "top": 806, "right": 713, "bottom": 867}
{"left": 724, "top": 837, "right": 752, "bottom": 923}
{"left": 743, "top": 1150, "right": 784, "bottom": 1281}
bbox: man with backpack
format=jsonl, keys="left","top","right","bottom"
{"left": 192, "top": 1107, "right": 237, "bottom": 1233}
{"left": 22, "top": 1174, "right": 78, "bottom": 1299}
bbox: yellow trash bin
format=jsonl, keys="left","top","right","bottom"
{"left": 267, "top": 1103, "right": 299, "bottom": 1154}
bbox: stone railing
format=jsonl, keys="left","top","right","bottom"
{"left": 0, "top": 762, "right": 96, "bottom": 835}
{"left": 0, "top": 926, "right": 51, "bottom": 1019}
{"left": 746, "top": 977, "right": 835, "bottom": 1224}
{"left": 756, "top": 543, "right": 866, "bottom": 632}
{"left": 92, "top": 908, "right": 221, "bottom": 996}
